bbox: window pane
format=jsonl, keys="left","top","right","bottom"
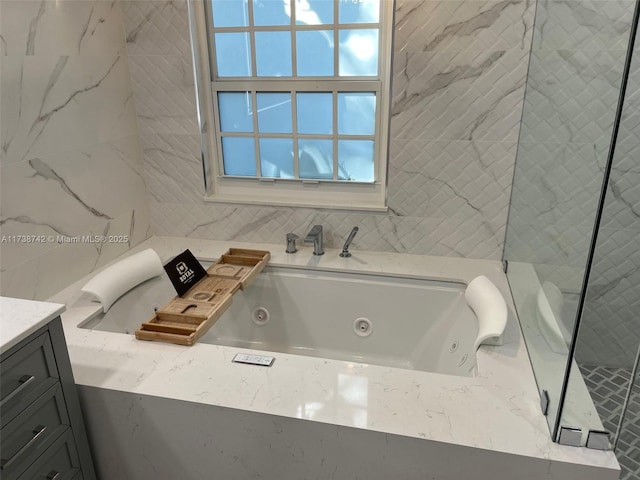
{"left": 218, "top": 92, "right": 253, "bottom": 132}
{"left": 339, "top": 0, "right": 380, "bottom": 24}
{"left": 215, "top": 33, "right": 251, "bottom": 76}
{"left": 255, "top": 32, "right": 292, "bottom": 76}
{"left": 257, "top": 93, "right": 292, "bottom": 133}
{"left": 295, "top": 0, "right": 333, "bottom": 25}
{"left": 297, "top": 93, "right": 332, "bottom": 134}
{"left": 222, "top": 137, "right": 256, "bottom": 176}
{"left": 259, "top": 138, "right": 294, "bottom": 178}
{"left": 339, "top": 29, "right": 378, "bottom": 76}
{"left": 212, "top": 0, "right": 249, "bottom": 27}
{"left": 338, "top": 92, "right": 375, "bottom": 135}
{"left": 253, "top": 0, "right": 290, "bottom": 26}
{"left": 338, "top": 140, "right": 374, "bottom": 182}
{"left": 296, "top": 30, "right": 334, "bottom": 76}
{"left": 299, "top": 139, "right": 333, "bottom": 179}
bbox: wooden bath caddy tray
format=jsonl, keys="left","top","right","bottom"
{"left": 135, "top": 248, "right": 270, "bottom": 346}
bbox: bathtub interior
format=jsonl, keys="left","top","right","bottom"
{"left": 75, "top": 264, "right": 480, "bottom": 377}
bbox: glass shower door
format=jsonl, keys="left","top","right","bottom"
{"left": 558, "top": 8, "right": 639, "bottom": 475}
{"left": 503, "top": 0, "right": 639, "bottom": 443}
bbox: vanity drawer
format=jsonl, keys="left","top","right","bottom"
{"left": 1, "top": 384, "right": 69, "bottom": 480}
{"left": 17, "top": 428, "right": 80, "bottom": 480}
{"left": 1, "top": 332, "right": 59, "bottom": 427}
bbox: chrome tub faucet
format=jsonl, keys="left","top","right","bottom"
{"left": 340, "top": 227, "right": 359, "bottom": 257}
{"left": 285, "top": 233, "right": 299, "bottom": 253}
{"left": 304, "top": 225, "right": 324, "bottom": 255}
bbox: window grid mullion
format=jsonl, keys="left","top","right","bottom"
{"left": 219, "top": 132, "right": 374, "bottom": 141}
{"left": 250, "top": 90, "right": 261, "bottom": 177}
{"left": 290, "top": 0, "right": 298, "bottom": 82}
{"left": 247, "top": 1, "right": 257, "bottom": 77}
{"left": 290, "top": 22, "right": 298, "bottom": 79}
{"left": 210, "top": 23, "right": 380, "bottom": 33}
{"left": 212, "top": 80, "right": 381, "bottom": 91}
{"left": 333, "top": 0, "right": 341, "bottom": 179}
{"left": 291, "top": 91, "right": 299, "bottom": 179}
{"left": 376, "top": 2, "right": 382, "bottom": 77}
{"left": 247, "top": 0, "right": 259, "bottom": 177}
{"left": 211, "top": 85, "right": 226, "bottom": 177}
{"left": 332, "top": 90, "right": 338, "bottom": 181}
{"left": 374, "top": 89, "right": 381, "bottom": 180}
{"left": 333, "top": 0, "right": 339, "bottom": 78}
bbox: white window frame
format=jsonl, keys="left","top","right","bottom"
{"left": 187, "top": 0, "right": 393, "bottom": 211}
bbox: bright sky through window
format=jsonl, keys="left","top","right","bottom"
{"left": 209, "top": 0, "right": 381, "bottom": 182}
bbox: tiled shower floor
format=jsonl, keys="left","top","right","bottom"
{"left": 580, "top": 365, "right": 640, "bottom": 480}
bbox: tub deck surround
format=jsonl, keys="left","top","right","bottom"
{"left": 50, "top": 236, "right": 619, "bottom": 477}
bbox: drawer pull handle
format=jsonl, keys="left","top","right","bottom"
{"left": 46, "top": 470, "right": 61, "bottom": 480}
{"left": 0, "top": 425, "right": 47, "bottom": 470}
{"left": 0, "top": 374, "right": 36, "bottom": 407}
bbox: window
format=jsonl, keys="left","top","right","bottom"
{"left": 193, "top": 0, "right": 393, "bottom": 210}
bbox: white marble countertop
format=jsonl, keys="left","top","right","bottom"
{"left": 51, "top": 236, "right": 619, "bottom": 474}
{"left": 0, "top": 296, "right": 65, "bottom": 355}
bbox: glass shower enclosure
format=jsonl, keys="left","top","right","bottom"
{"left": 503, "top": 0, "right": 639, "bottom": 478}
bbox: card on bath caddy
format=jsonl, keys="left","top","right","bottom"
{"left": 163, "top": 249, "right": 208, "bottom": 297}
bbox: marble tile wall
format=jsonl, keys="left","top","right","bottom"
{"left": 503, "top": 0, "right": 639, "bottom": 367}
{"left": 0, "top": 0, "right": 150, "bottom": 300}
{"left": 122, "top": 0, "right": 535, "bottom": 260}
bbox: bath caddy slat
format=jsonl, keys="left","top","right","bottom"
{"left": 156, "top": 298, "right": 223, "bottom": 323}
{"left": 140, "top": 322, "right": 197, "bottom": 335}
{"left": 135, "top": 248, "right": 270, "bottom": 346}
{"left": 207, "top": 248, "right": 271, "bottom": 289}
{"left": 185, "top": 276, "right": 242, "bottom": 297}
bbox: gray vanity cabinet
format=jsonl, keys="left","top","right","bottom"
{"left": 0, "top": 317, "right": 95, "bottom": 480}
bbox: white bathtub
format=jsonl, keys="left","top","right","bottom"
{"left": 77, "top": 265, "right": 478, "bottom": 376}
{"left": 52, "top": 237, "right": 620, "bottom": 480}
